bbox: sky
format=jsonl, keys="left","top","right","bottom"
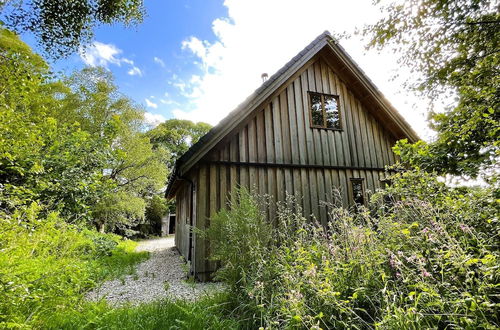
{"left": 25, "top": 0, "right": 436, "bottom": 139}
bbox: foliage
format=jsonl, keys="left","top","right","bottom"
{"left": 1, "top": 29, "right": 111, "bottom": 224}
{"left": 1, "top": 31, "right": 168, "bottom": 234}
{"left": 364, "top": 0, "right": 500, "bottom": 177}
{"left": 61, "top": 67, "right": 145, "bottom": 136}
{"left": 0, "top": 203, "right": 148, "bottom": 328}
{"left": 143, "top": 194, "right": 173, "bottom": 236}
{"left": 0, "top": 0, "right": 145, "bottom": 58}
{"left": 93, "top": 191, "right": 146, "bottom": 235}
{"left": 46, "top": 293, "right": 242, "bottom": 329}
{"left": 61, "top": 67, "right": 169, "bottom": 234}
{"left": 208, "top": 182, "right": 499, "bottom": 329}
{"left": 148, "top": 119, "right": 212, "bottom": 169}
{"left": 204, "top": 189, "right": 272, "bottom": 288}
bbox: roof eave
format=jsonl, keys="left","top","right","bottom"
{"left": 323, "top": 40, "right": 419, "bottom": 142}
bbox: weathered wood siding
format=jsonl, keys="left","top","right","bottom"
{"left": 189, "top": 57, "right": 400, "bottom": 279}
{"left": 174, "top": 183, "right": 191, "bottom": 261}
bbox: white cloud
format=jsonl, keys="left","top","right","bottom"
{"left": 80, "top": 41, "right": 143, "bottom": 77}
{"left": 154, "top": 56, "right": 166, "bottom": 67}
{"left": 144, "top": 112, "right": 165, "bottom": 127}
{"left": 80, "top": 41, "right": 123, "bottom": 67}
{"left": 121, "top": 58, "right": 134, "bottom": 65}
{"left": 160, "top": 98, "right": 178, "bottom": 105}
{"left": 182, "top": 37, "right": 207, "bottom": 59}
{"left": 128, "top": 66, "right": 142, "bottom": 76}
{"left": 173, "top": 82, "right": 187, "bottom": 93}
{"left": 145, "top": 98, "right": 158, "bottom": 109}
{"left": 172, "top": 0, "right": 431, "bottom": 139}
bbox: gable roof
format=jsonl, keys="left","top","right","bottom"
{"left": 165, "top": 31, "right": 419, "bottom": 198}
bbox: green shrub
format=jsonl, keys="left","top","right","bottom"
{"left": 84, "top": 230, "right": 119, "bottom": 257}
{"left": 208, "top": 180, "right": 499, "bottom": 329}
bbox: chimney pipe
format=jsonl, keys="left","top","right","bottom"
{"left": 261, "top": 73, "right": 268, "bottom": 83}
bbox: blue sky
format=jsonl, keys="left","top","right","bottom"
{"left": 20, "top": 0, "right": 433, "bottom": 138}
{"left": 31, "top": 0, "right": 228, "bottom": 126}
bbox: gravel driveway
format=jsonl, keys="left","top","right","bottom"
{"left": 86, "top": 237, "right": 222, "bottom": 305}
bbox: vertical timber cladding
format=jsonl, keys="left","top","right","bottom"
{"left": 174, "top": 183, "right": 191, "bottom": 261}
{"left": 194, "top": 57, "right": 399, "bottom": 276}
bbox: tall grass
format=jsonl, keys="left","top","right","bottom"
{"left": 0, "top": 202, "right": 148, "bottom": 328}
{"left": 207, "top": 172, "right": 499, "bottom": 329}
{"left": 46, "top": 293, "right": 242, "bottom": 330}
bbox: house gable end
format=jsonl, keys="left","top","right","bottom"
{"left": 166, "top": 32, "right": 419, "bottom": 199}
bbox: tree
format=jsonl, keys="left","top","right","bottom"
{"left": 60, "top": 67, "right": 145, "bottom": 137}
{"left": 147, "top": 119, "right": 212, "bottom": 169}
{"left": 1, "top": 31, "right": 168, "bottom": 233}
{"left": 59, "top": 67, "right": 168, "bottom": 233}
{"left": 143, "top": 194, "right": 172, "bottom": 235}
{"left": 365, "top": 0, "right": 499, "bottom": 178}
{"left": 0, "top": 29, "right": 113, "bottom": 222}
{"left": 0, "top": 0, "right": 145, "bottom": 58}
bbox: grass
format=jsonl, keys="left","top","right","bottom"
{"left": 45, "top": 292, "right": 243, "bottom": 330}
{"left": 92, "top": 239, "right": 149, "bottom": 282}
{"left": 27, "top": 239, "right": 150, "bottom": 328}
{"left": 28, "top": 235, "right": 242, "bottom": 329}
{"left": 0, "top": 212, "right": 150, "bottom": 329}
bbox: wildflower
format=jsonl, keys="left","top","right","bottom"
{"left": 405, "top": 254, "right": 417, "bottom": 262}
{"left": 289, "top": 289, "right": 304, "bottom": 301}
{"left": 422, "top": 269, "right": 431, "bottom": 277}
{"left": 304, "top": 265, "right": 317, "bottom": 277}
{"left": 389, "top": 253, "right": 401, "bottom": 269}
{"left": 459, "top": 224, "right": 471, "bottom": 233}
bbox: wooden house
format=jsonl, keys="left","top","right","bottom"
{"left": 165, "top": 31, "right": 419, "bottom": 281}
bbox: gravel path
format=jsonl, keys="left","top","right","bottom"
{"left": 86, "top": 237, "right": 223, "bottom": 305}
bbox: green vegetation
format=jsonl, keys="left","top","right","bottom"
{"left": 47, "top": 293, "right": 241, "bottom": 329}
{"left": 208, "top": 180, "right": 499, "bottom": 329}
{"left": 0, "top": 27, "right": 170, "bottom": 236}
{"left": 1, "top": 0, "right": 145, "bottom": 58}
{"left": 0, "top": 203, "right": 148, "bottom": 328}
{"left": 148, "top": 119, "right": 212, "bottom": 168}
{"left": 365, "top": 0, "right": 499, "bottom": 178}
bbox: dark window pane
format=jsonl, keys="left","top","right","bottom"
{"left": 351, "top": 180, "right": 364, "bottom": 205}
{"left": 324, "top": 95, "right": 340, "bottom": 129}
{"left": 310, "top": 93, "right": 323, "bottom": 126}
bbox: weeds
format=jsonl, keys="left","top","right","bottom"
{"left": 47, "top": 293, "right": 242, "bottom": 329}
{"left": 207, "top": 174, "right": 499, "bottom": 329}
{"left": 0, "top": 203, "right": 148, "bottom": 328}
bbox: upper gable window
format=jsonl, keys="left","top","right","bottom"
{"left": 308, "top": 92, "right": 341, "bottom": 130}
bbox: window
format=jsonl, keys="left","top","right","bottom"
{"left": 308, "top": 92, "right": 341, "bottom": 129}
{"left": 350, "top": 178, "right": 365, "bottom": 205}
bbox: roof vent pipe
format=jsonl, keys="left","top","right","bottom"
{"left": 261, "top": 73, "right": 268, "bottom": 83}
